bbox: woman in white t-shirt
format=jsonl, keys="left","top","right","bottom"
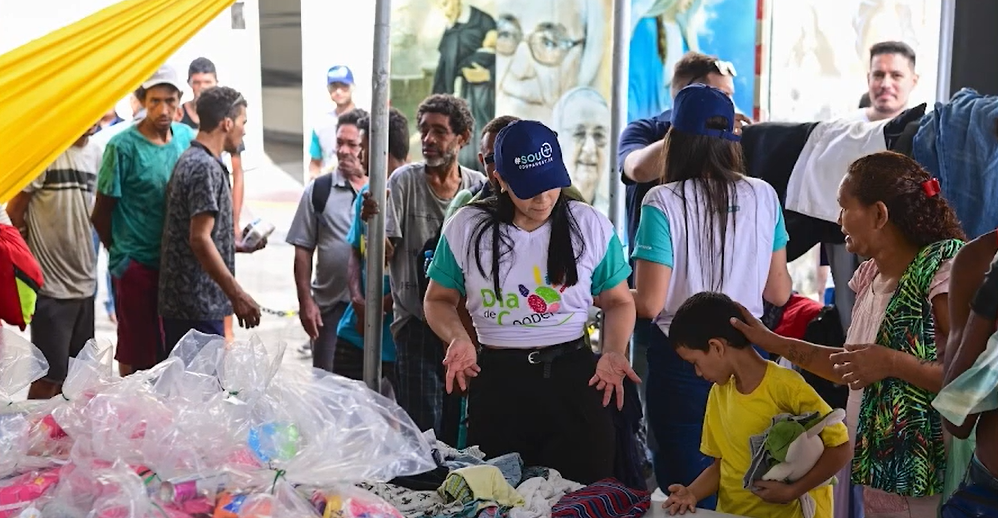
{"left": 424, "top": 120, "right": 638, "bottom": 484}
{"left": 630, "top": 84, "right": 793, "bottom": 504}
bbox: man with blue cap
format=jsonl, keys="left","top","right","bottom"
{"left": 308, "top": 65, "right": 357, "bottom": 179}
{"left": 423, "top": 119, "right": 638, "bottom": 484}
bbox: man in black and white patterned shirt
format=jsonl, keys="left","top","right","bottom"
{"left": 158, "top": 86, "right": 264, "bottom": 349}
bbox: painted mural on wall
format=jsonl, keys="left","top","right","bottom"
{"left": 495, "top": 0, "right": 614, "bottom": 212}
{"left": 626, "top": 0, "right": 758, "bottom": 123}
{"left": 390, "top": 0, "right": 497, "bottom": 171}
{"left": 766, "top": 0, "right": 940, "bottom": 122}
{"left": 390, "top": 0, "right": 615, "bottom": 215}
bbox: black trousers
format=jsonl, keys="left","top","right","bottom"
{"left": 467, "top": 342, "right": 615, "bottom": 484}
{"left": 332, "top": 339, "right": 397, "bottom": 392}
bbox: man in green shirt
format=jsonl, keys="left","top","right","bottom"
{"left": 92, "top": 65, "right": 194, "bottom": 375}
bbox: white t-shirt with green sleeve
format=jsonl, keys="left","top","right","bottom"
{"left": 428, "top": 200, "right": 631, "bottom": 348}
{"left": 632, "top": 176, "right": 789, "bottom": 334}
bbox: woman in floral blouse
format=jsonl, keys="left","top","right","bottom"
{"left": 733, "top": 151, "right": 966, "bottom": 518}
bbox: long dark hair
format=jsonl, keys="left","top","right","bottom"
{"left": 661, "top": 116, "right": 746, "bottom": 291}
{"left": 468, "top": 191, "right": 585, "bottom": 297}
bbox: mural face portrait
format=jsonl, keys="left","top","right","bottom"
{"left": 495, "top": 0, "right": 601, "bottom": 122}
{"left": 553, "top": 88, "right": 610, "bottom": 205}
{"left": 433, "top": 0, "right": 463, "bottom": 23}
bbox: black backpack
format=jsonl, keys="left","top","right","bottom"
{"left": 799, "top": 305, "right": 849, "bottom": 409}
{"left": 311, "top": 174, "right": 335, "bottom": 214}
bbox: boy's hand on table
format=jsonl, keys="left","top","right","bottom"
{"left": 663, "top": 484, "right": 697, "bottom": 515}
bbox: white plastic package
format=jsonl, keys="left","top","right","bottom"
{"left": 0, "top": 329, "right": 49, "bottom": 479}
{"left": 0, "top": 329, "right": 436, "bottom": 518}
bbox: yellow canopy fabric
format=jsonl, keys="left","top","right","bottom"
{"left": 0, "top": 0, "right": 236, "bottom": 202}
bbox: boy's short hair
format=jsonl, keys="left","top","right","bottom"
{"left": 670, "top": 292, "right": 751, "bottom": 351}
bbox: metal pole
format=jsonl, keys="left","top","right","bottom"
{"left": 608, "top": 0, "right": 629, "bottom": 234}
{"left": 935, "top": 0, "right": 957, "bottom": 102}
{"left": 608, "top": 0, "right": 630, "bottom": 359}
{"left": 363, "top": 0, "right": 392, "bottom": 391}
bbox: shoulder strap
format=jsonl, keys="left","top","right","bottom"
{"left": 311, "top": 174, "right": 334, "bottom": 215}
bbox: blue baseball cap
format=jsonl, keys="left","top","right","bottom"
{"left": 326, "top": 65, "right": 354, "bottom": 86}
{"left": 494, "top": 120, "right": 571, "bottom": 199}
{"left": 671, "top": 83, "right": 740, "bottom": 142}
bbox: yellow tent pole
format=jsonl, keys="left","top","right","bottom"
{"left": 0, "top": 0, "right": 236, "bottom": 203}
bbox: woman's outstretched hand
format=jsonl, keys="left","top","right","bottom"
{"left": 590, "top": 351, "right": 641, "bottom": 410}
{"left": 442, "top": 338, "right": 480, "bottom": 393}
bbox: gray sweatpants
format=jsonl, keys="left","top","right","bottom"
{"left": 311, "top": 301, "right": 348, "bottom": 373}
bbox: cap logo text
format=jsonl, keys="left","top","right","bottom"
{"left": 513, "top": 142, "right": 554, "bottom": 169}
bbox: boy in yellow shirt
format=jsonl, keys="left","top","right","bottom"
{"left": 663, "top": 292, "right": 850, "bottom": 518}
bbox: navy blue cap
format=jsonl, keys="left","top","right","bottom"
{"left": 670, "top": 83, "right": 740, "bottom": 142}
{"left": 494, "top": 120, "right": 571, "bottom": 199}
{"left": 327, "top": 65, "right": 354, "bottom": 86}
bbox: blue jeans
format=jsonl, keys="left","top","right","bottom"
{"left": 162, "top": 318, "right": 225, "bottom": 356}
{"left": 942, "top": 456, "right": 998, "bottom": 518}
{"left": 645, "top": 325, "right": 717, "bottom": 510}
{"left": 92, "top": 231, "right": 115, "bottom": 316}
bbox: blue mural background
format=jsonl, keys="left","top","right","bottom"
{"left": 627, "top": 0, "right": 757, "bottom": 122}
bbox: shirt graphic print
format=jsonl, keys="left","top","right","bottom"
{"left": 429, "top": 200, "right": 630, "bottom": 348}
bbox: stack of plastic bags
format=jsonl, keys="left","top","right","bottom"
{"left": 0, "top": 329, "right": 436, "bottom": 518}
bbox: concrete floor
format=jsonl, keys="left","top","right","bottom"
{"left": 7, "top": 141, "right": 315, "bottom": 401}
{"left": 263, "top": 136, "right": 306, "bottom": 180}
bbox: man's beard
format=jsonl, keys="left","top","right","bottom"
{"left": 425, "top": 149, "right": 457, "bottom": 168}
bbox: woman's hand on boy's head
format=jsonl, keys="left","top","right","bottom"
{"left": 751, "top": 480, "right": 803, "bottom": 505}
{"left": 663, "top": 484, "right": 697, "bottom": 515}
{"left": 728, "top": 302, "right": 775, "bottom": 347}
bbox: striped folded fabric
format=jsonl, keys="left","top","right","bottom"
{"left": 552, "top": 479, "right": 651, "bottom": 518}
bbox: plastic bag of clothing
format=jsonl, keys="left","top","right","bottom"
{"left": 17, "top": 341, "right": 117, "bottom": 473}
{"left": 2, "top": 330, "right": 435, "bottom": 517}
{"left": 207, "top": 481, "right": 320, "bottom": 518}
{"left": 0, "top": 329, "right": 48, "bottom": 402}
{"left": 251, "top": 365, "right": 435, "bottom": 486}
{"left": 0, "top": 468, "right": 60, "bottom": 517}
{"left": 0, "top": 329, "right": 50, "bottom": 479}
{"left": 39, "top": 458, "right": 213, "bottom": 518}
{"left": 149, "top": 331, "right": 435, "bottom": 488}
{"left": 60, "top": 362, "right": 188, "bottom": 471}
{"left": 306, "top": 484, "right": 405, "bottom": 518}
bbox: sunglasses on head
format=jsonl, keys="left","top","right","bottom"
{"left": 685, "top": 60, "right": 738, "bottom": 88}
{"left": 712, "top": 60, "right": 737, "bottom": 77}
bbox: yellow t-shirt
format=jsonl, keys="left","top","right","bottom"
{"left": 701, "top": 361, "right": 849, "bottom": 518}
